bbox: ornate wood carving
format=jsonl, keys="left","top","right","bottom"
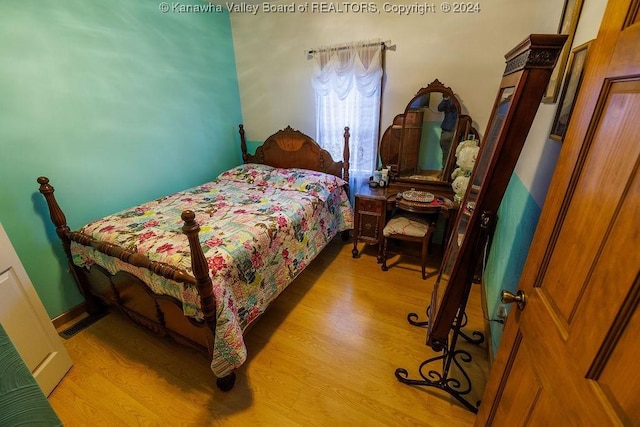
{"left": 239, "top": 124, "right": 350, "bottom": 181}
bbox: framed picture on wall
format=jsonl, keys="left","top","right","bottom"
{"left": 549, "top": 40, "right": 592, "bottom": 142}
{"left": 542, "top": 0, "right": 584, "bottom": 104}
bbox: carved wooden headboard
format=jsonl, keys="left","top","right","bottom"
{"left": 239, "top": 124, "right": 350, "bottom": 181}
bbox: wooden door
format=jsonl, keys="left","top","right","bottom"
{"left": 476, "top": 0, "right": 640, "bottom": 424}
{"left": 0, "top": 223, "right": 73, "bottom": 396}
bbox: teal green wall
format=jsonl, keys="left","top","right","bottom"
{"left": 244, "top": 140, "right": 262, "bottom": 156}
{"left": 483, "top": 173, "right": 541, "bottom": 355}
{"left": 0, "top": 0, "right": 242, "bottom": 318}
{"left": 418, "top": 121, "right": 441, "bottom": 171}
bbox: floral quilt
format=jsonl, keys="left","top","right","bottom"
{"left": 71, "top": 163, "right": 354, "bottom": 377}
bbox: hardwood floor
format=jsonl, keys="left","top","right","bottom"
{"left": 49, "top": 238, "right": 489, "bottom": 426}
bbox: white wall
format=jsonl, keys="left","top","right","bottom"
{"left": 514, "top": 0, "right": 608, "bottom": 206}
{"left": 230, "top": 0, "right": 542, "bottom": 143}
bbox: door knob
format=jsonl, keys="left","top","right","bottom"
{"left": 501, "top": 289, "right": 526, "bottom": 310}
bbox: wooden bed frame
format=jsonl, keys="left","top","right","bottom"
{"left": 38, "top": 124, "right": 351, "bottom": 391}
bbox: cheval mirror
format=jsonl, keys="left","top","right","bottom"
{"left": 428, "top": 34, "right": 568, "bottom": 352}
{"left": 378, "top": 79, "right": 480, "bottom": 188}
{"left": 393, "top": 34, "right": 567, "bottom": 414}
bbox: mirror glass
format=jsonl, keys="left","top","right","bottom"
{"left": 379, "top": 79, "right": 478, "bottom": 185}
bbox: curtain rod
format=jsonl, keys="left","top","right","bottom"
{"left": 306, "top": 40, "right": 393, "bottom": 57}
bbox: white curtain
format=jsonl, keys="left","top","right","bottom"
{"left": 311, "top": 40, "right": 383, "bottom": 200}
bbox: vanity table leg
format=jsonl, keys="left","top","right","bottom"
{"left": 352, "top": 210, "right": 361, "bottom": 257}
{"left": 352, "top": 237, "right": 360, "bottom": 258}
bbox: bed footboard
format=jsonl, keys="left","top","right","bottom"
{"left": 36, "top": 177, "right": 235, "bottom": 390}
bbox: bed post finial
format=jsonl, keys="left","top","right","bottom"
{"left": 239, "top": 124, "right": 248, "bottom": 163}
{"left": 181, "top": 210, "right": 217, "bottom": 336}
{"left": 343, "top": 127, "right": 350, "bottom": 182}
{"left": 37, "top": 176, "right": 103, "bottom": 314}
{"left": 37, "top": 176, "right": 71, "bottom": 247}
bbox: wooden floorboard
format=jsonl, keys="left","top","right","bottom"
{"left": 48, "top": 238, "right": 489, "bottom": 426}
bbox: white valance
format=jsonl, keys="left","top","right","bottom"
{"left": 310, "top": 40, "right": 384, "bottom": 100}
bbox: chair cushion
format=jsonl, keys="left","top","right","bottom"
{"left": 383, "top": 214, "right": 433, "bottom": 237}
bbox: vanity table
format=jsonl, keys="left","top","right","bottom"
{"left": 351, "top": 182, "right": 455, "bottom": 260}
{"left": 352, "top": 78, "right": 478, "bottom": 260}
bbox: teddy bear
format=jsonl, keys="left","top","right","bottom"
{"left": 450, "top": 139, "right": 479, "bottom": 202}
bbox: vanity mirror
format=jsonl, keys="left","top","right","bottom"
{"left": 379, "top": 79, "right": 479, "bottom": 187}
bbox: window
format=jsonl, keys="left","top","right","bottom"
{"left": 311, "top": 40, "right": 384, "bottom": 198}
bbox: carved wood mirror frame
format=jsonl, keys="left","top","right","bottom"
{"left": 379, "top": 79, "right": 479, "bottom": 187}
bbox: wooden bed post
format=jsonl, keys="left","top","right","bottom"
{"left": 181, "top": 210, "right": 217, "bottom": 333}
{"left": 343, "top": 126, "right": 350, "bottom": 182}
{"left": 37, "top": 177, "right": 71, "bottom": 250}
{"left": 181, "top": 210, "right": 236, "bottom": 391}
{"left": 37, "top": 177, "right": 102, "bottom": 314}
{"left": 341, "top": 126, "right": 352, "bottom": 241}
{"left": 239, "top": 124, "right": 248, "bottom": 163}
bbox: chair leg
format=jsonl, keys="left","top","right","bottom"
{"left": 381, "top": 237, "right": 389, "bottom": 271}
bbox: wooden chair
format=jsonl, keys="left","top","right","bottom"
{"left": 380, "top": 213, "right": 437, "bottom": 279}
